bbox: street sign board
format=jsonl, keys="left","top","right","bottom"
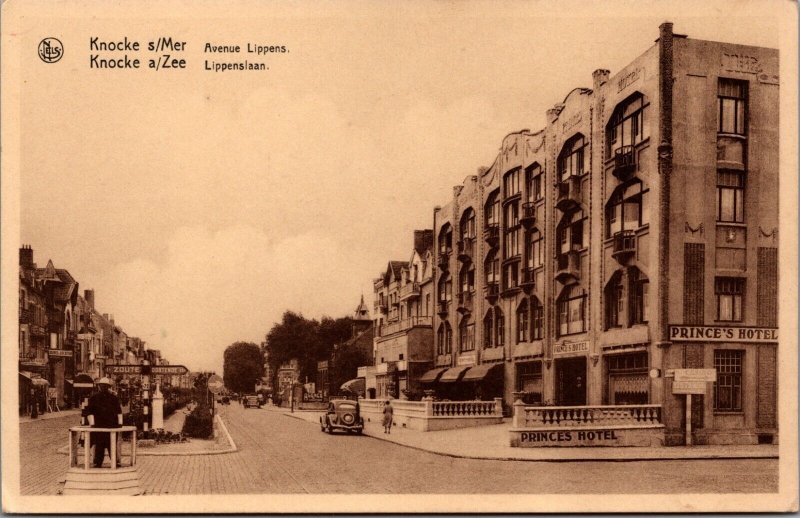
{"left": 106, "top": 365, "right": 143, "bottom": 375}
{"left": 673, "top": 369, "right": 717, "bottom": 383}
{"left": 672, "top": 380, "right": 708, "bottom": 394}
{"left": 47, "top": 349, "right": 72, "bottom": 358}
{"left": 151, "top": 365, "right": 188, "bottom": 375}
{"left": 207, "top": 374, "right": 224, "bottom": 393}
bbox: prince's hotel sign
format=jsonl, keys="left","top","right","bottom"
{"left": 669, "top": 325, "right": 778, "bottom": 343}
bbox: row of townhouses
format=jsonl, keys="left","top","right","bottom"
{"left": 18, "top": 245, "right": 173, "bottom": 414}
{"left": 359, "top": 23, "right": 779, "bottom": 445}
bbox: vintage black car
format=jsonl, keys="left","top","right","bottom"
{"left": 320, "top": 399, "right": 363, "bottom": 434}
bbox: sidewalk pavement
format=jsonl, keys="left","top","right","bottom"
{"left": 264, "top": 404, "right": 779, "bottom": 462}
{"left": 19, "top": 408, "right": 82, "bottom": 424}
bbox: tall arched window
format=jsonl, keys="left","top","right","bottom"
{"left": 605, "top": 271, "right": 624, "bottom": 329}
{"left": 437, "top": 324, "right": 445, "bottom": 354}
{"left": 531, "top": 297, "right": 543, "bottom": 340}
{"left": 485, "top": 190, "right": 500, "bottom": 227}
{"left": 460, "top": 208, "right": 476, "bottom": 240}
{"left": 503, "top": 167, "right": 521, "bottom": 199}
{"left": 459, "top": 316, "right": 475, "bottom": 352}
{"left": 526, "top": 162, "right": 543, "bottom": 203}
{"left": 558, "top": 134, "right": 587, "bottom": 182}
{"left": 445, "top": 322, "right": 453, "bottom": 354}
{"left": 439, "top": 223, "right": 453, "bottom": 254}
{"left": 495, "top": 308, "right": 505, "bottom": 347}
{"left": 459, "top": 262, "right": 475, "bottom": 295}
{"left": 483, "top": 311, "right": 494, "bottom": 348}
{"left": 526, "top": 228, "right": 544, "bottom": 269}
{"left": 607, "top": 93, "right": 648, "bottom": 155}
{"left": 516, "top": 299, "right": 529, "bottom": 344}
{"left": 606, "top": 180, "right": 648, "bottom": 236}
{"left": 557, "top": 285, "right": 587, "bottom": 336}
{"left": 438, "top": 274, "right": 452, "bottom": 303}
{"left": 485, "top": 250, "right": 499, "bottom": 285}
{"left": 629, "top": 268, "right": 650, "bottom": 325}
{"left": 557, "top": 209, "right": 586, "bottom": 253}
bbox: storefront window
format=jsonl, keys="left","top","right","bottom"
{"left": 516, "top": 361, "right": 543, "bottom": 404}
{"left": 714, "top": 350, "right": 743, "bottom": 412}
{"left": 606, "top": 352, "right": 649, "bottom": 405}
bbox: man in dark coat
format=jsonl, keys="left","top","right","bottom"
{"left": 85, "top": 377, "right": 122, "bottom": 468}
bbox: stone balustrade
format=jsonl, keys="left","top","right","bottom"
{"left": 514, "top": 404, "right": 662, "bottom": 428}
{"left": 359, "top": 397, "right": 503, "bottom": 431}
{"left": 510, "top": 403, "right": 665, "bottom": 448}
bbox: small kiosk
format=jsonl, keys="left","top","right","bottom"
{"left": 63, "top": 425, "right": 141, "bottom": 495}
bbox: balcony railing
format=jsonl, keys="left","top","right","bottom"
{"left": 555, "top": 250, "right": 581, "bottom": 283}
{"left": 437, "top": 249, "right": 452, "bottom": 271}
{"left": 457, "top": 291, "right": 474, "bottom": 314}
{"left": 484, "top": 281, "right": 499, "bottom": 304}
{"left": 437, "top": 300, "right": 450, "bottom": 318}
{"left": 483, "top": 224, "right": 500, "bottom": 248}
{"left": 521, "top": 202, "right": 536, "bottom": 228}
{"left": 613, "top": 145, "right": 636, "bottom": 181}
{"left": 520, "top": 266, "right": 536, "bottom": 292}
{"left": 398, "top": 282, "right": 420, "bottom": 301}
{"left": 513, "top": 404, "right": 662, "bottom": 429}
{"left": 555, "top": 176, "right": 581, "bottom": 212}
{"left": 377, "top": 316, "right": 433, "bottom": 337}
{"left": 456, "top": 238, "right": 475, "bottom": 262}
{"left": 611, "top": 229, "right": 637, "bottom": 263}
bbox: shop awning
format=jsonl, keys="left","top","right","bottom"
{"left": 418, "top": 367, "right": 449, "bottom": 384}
{"left": 73, "top": 373, "right": 95, "bottom": 388}
{"left": 438, "top": 366, "right": 471, "bottom": 383}
{"left": 340, "top": 378, "right": 365, "bottom": 394}
{"left": 19, "top": 371, "right": 34, "bottom": 381}
{"left": 461, "top": 363, "right": 503, "bottom": 382}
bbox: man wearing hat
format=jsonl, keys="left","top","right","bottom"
{"left": 85, "top": 377, "right": 122, "bottom": 468}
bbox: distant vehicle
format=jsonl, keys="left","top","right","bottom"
{"left": 320, "top": 399, "right": 363, "bottom": 434}
{"left": 244, "top": 395, "right": 260, "bottom": 408}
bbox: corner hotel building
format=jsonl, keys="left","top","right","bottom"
{"left": 424, "top": 23, "right": 778, "bottom": 445}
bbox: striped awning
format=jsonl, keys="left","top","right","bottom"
{"left": 418, "top": 367, "right": 448, "bottom": 384}
{"left": 438, "top": 366, "right": 471, "bottom": 383}
{"left": 461, "top": 363, "right": 503, "bottom": 382}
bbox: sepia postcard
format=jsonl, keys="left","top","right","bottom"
{"left": 1, "top": 0, "right": 797, "bottom": 513}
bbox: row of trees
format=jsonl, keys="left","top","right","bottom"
{"left": 265, "top": 311, "right": 370, "bottom": 395}
{"left": 219, "top": 310, "right": 371, "bottom": 398}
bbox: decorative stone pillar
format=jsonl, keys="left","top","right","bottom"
{"left": 151, "top": 384, "right": 164, "bottom": 430}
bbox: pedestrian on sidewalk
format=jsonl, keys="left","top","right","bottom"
{"left": 382, "top": 400, "right": 393, "bottom": 434}
{"left": 85, "top": 377, "right": 122, "bottom": 468}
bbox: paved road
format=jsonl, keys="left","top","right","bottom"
{"left": 19, "top": 405, "right": 778, "bottom": 495}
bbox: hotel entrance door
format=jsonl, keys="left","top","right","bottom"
{"left": 556, "top": 356, "right": 586, "bottom": 406}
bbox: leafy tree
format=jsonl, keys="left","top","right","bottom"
{"left": 329, "top": 339, "right": 371, "bottom": 396}
{"left": 265, "top": 312, "right": 356, "bottom": 387}
{"left": 223, "top": 342, "right": 264, "bottom": 394}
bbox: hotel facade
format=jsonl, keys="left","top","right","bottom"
{"left": 423, "top": 23, "right": 778, "bottom": 445}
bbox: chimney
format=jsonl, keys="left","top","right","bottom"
{"left": 593, "top": 69, "right": 610, "bottom": 91}
{"left": 110, "top": 314, "right": 115, "bottom": 325}
{"left": 103, "top": 313, "right": 109, "bottom": 321}
{"left": 84, "top": 289, "right": 95, "bottom": 310}
{"left": 414, "top": 229, "right": 434, "bottom": 252}
{"left": 19, "top": 245, "right": 33, "bottom": 268}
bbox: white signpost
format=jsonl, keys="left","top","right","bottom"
{"left": 671, "top": 369, "right": 717, "bottom": 446}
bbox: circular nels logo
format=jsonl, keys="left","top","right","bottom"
{"left": 38, "top": 38, "right": 63, "bottom": 63}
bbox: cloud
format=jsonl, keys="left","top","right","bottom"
{"left": 93, "top": 224, "right": 373, "bottom": 373}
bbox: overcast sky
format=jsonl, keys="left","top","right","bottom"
{"left": 18, "top": 1, "right": 783, "bottom": 373}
